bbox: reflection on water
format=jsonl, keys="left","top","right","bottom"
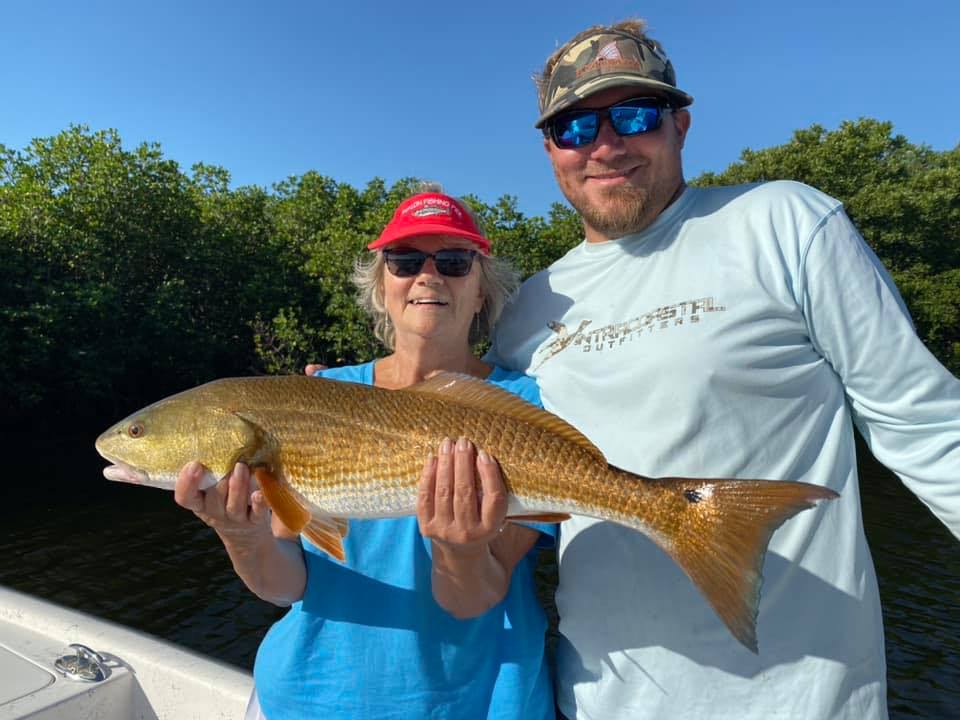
{"left": 1, "top": 473, "right": 285, "bottom": 668}
{"left": 2, "top": 432, "right": 958, "bottom": 717}
{"left": 857, "top": 447, "right": 960, "bottom": 719}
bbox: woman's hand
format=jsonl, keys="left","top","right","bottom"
{"left": 175, "top": 461, "right": 272, "bottom": 548}
{"left": 418, "top": 438, "right": 540, "bottom": 618}
{"left": 418, "top": 437, "right": 507, "bottom": 550}
{"left": 174, "top": 462, "right": 307, "bottom": 606}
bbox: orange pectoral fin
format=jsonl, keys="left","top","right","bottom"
{"left": 506, "top": 512, "right": 571, "bottom": 523}
{"left": 253, "top": 467, "right": 348, "bottom": 562}
{"left": 254, "top": 467, "right": 310, "bottom": 532}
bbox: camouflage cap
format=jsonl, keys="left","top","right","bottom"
{"left": 536, "top": 30, "right": 693, "bottom": 129}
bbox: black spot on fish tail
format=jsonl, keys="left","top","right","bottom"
{"left": 684, "top": 489, "right": 703, "bottom": 503}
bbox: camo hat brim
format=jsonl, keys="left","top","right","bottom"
{"left": 536, "top": 31, "right": 693, "bottom": 129}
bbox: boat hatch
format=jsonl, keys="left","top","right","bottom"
{"left": 0, "top": 645, "right": 56, "bottom": 706}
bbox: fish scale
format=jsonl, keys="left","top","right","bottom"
{"left": 95, "top": 372, "right": 837, "bottom": 652}
{"left": 248, "top": 382, "right": 595, "bottom": 516}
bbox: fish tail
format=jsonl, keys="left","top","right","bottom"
{"left": 630, "top": 475, "right": 837, "bottom": 652}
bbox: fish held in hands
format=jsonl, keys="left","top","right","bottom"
{"left": 95, "top": 373, "right": 837, "bottom": 651}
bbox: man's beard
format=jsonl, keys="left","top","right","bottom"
{"left": 555, "top": 169, "right": 681, "bottom": 240}
{"left": 573, "top": 184, "right": 651, "bottom": 239}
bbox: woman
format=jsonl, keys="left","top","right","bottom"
{"left": 174, "top": 189, "right": 555, "bottom": 719}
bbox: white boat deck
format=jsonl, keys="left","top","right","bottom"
{"left": 0, "top": 586, "right": 252, "bottom": 719}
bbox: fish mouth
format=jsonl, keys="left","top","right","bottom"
{"left": 102, "top": 462, "right": 150, "bottom": 485}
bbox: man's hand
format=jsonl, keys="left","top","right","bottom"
{"left": 304, "top": 364, "right": 328, "bottom": 376}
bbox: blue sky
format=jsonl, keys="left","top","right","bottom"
{"left": 2, "top": 1, "right": 957, "bottom": 218}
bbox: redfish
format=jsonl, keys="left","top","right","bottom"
{"left": 95, "top": 373, "right": 837, "bottom": 651}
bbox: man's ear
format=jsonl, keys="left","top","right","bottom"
{"left": 673, "top": 109, "right": 692, "bottom": 149}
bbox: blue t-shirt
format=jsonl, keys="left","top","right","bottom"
{"left": 253, "top": 362, "right": 556, "bottom": 720}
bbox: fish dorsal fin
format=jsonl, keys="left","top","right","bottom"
{"left": 404, "top": 371, "right": 604, "bottom": 461}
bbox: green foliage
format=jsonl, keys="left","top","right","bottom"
{"left": 1, "top": 126, "right": 208, "bottom": 418}
{"left": 251, "top": 307, "right": 323, "bottom": 376}
{"left": 894, "top": 267, "right": 960, "bottom": 372}
{"left": 693, "top": 119, "right": 959, "bottom": 373}
{"left": 2, "top": 120, "right": 956, "bottom": 427}
{"left": 464, "top": 195, "right": 581, "bottom": 279}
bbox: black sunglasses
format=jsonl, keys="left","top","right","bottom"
{"left": 546, "top": 97, "right": 671, "bottom": 149}
{"left": 383, "top": 247, "right": 478, "bottom": 278}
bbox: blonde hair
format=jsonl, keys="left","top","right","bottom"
{"left": 353, "top": 185, "right": 520, "bottom": 350}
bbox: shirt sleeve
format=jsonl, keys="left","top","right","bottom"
{"left": 799, "top": 207, "right": 960, "bottom": 539}
{"left": 313, "top": 363, "right": 372, "bottom": 384}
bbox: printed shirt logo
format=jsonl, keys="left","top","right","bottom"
{"left": 534, "top": 296, "right": 727, "bottom": 370}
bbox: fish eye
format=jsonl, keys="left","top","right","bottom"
{"left": 127, "top": 422, "right": 145, "bottom": 438}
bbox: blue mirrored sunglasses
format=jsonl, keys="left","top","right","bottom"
{"left": 546, "top": 97, "right": 671, "bottom": 149}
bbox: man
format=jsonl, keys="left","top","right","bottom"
{"left": 486, "top": 18, "right": 960, "bottom": 720}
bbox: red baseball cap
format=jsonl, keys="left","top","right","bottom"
{"left": 368, "top": 192, "right": 491, "bottom": 254}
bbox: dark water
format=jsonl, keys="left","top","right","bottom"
{"left": 2, "top": 431, "right": 958, "bottom": 718}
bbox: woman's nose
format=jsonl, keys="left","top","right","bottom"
{"left": 416, "top": 258, "right": 442, "bottom": 282}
